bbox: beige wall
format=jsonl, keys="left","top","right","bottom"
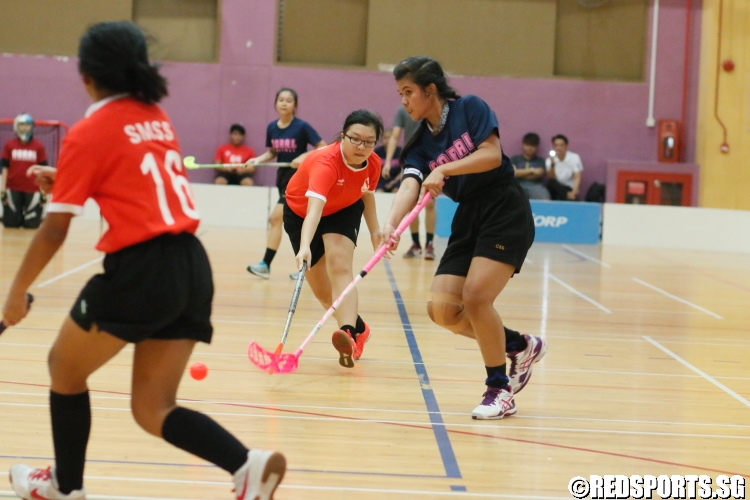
{"left": 366, "top": 0, "right": 557, "bottom": 78}
{"left": 133, "top": 0, "right": 219, "bottom": 62}
{"left": 0, "top": 0, "right": 218, "bottom": 62}
{"left": 278, "top": 0, "right": 369, "bottom": 66}
{"left": 0, "top": 0, "right": 133, "bottom": 56}
{"left": 278, "top": 0, "right": 647, "bottom": 80}
{"left": 555, "top": 0, "right": 647, "bottom": 81}
{"left": 696, "top": 0, "right": 750, "bottom": 209}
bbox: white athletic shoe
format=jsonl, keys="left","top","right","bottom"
{"left": 471, "top": 385, "right": 516, "bottom": 420}
{"left": 233, "top": 449, "right": 286, "bottom": 500}
{"left": 508, "top": 334, "right": 547, "bottom": 394}
{"left": 9, "top": 465, "right": 86, "bottom": 500}
{"left": 289, "top": 270, "right": 300, "bottom": 280}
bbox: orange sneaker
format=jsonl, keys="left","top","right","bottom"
{"left": 353, "top": 322, "right": 371, "bottom": 360}
{"left": 332, "top": 329, "right": 359, "bottom": 368}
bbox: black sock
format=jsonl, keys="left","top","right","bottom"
{"left": 340, "top": 324, "right": 357, "bottom": 340}
{"left": 262, "top": 248, "right": 277, "bottom": 266}
{"left": 426, "top": 233, "right": 434, "bottom": 245}
{"left": 485, "top": 364, "right": 509, "bottom": 388}
{"left": 355, "top": 315, "right": 365, "bottom": 334}
{"left": 162, "top": 407, "right": 248, "bottom": 474}
{"left": 411, "top": 232, "right": 421, "bottom": 246}
{"left": 504, "top": 327, "right": 527, "bottom": 353}
{"left": 50, "top": 391, "right": 90, "bottom": 494}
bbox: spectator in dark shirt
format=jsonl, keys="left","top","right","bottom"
{"left": 510, "top": 133, "right": 549, "bottom": 201}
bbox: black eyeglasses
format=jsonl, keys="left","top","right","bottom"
{"left": 344, "top": 134, "right": 377, "bottom": 148}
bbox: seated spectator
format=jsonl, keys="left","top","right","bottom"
{"left": 375, "top": 128, "right": 401, "bottom": 193}
{"left": 545, "top": 134, "right": 583, "bottom": 201}
{"left": 510, "top": 132, "right": 550, "bottom": 200}
{"left": 1, "top": 113, "right": 48, "bottom": 229}
{"left": 214, "top": 124, "right": 255, "bottom": 186}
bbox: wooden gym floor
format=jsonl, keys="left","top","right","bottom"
{"left": 0, "top": 219, "right": 748, "bottom": 499}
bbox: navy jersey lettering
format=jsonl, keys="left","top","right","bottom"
{"left": 402, "top": 95, "right": 514, "bottom": 202}
{"left": 265, "top": 117, "right": 323, "bottom": 164}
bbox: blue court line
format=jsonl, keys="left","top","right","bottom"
{"left": 383, "top": 261, "right": 462, "bottom": 480}
{"left": 0, "top": 455, "right": 444, "bottom": 479}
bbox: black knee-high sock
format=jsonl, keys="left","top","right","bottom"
{"left": 262, "top": 248, "right": 277, "bottom": 266}
{"left": 50, "top": 391, "right": 90, "bottom": 494}
{"left": 485, "top": 364, "right": 509, "bottom": 388}
{"left": 162, "top": 407, "right": 248, "bottom": 474}
{"left": 504, "top": 327, "right": 527, "bottom": 353}
{"left": 411, "top": 232, "right": 421, "bottom": 246}
{"left": 426, "top": 233, "right": 434, "bottom": 245}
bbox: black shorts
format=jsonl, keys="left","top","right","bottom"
{"left": 215, "top": 170, "right": 253, "bottom": 185}
{"left": 276, "top": 167, "right": 296, "bottom": 204}
{"left": 436, "top": 179, "right": 535, "bottom": 277}
{"left": 283, "top": 199, "right": 364, "bottom": 267}
{"left": 70, "top": 232, "right": 214, "bottom": 343}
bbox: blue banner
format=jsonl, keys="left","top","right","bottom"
{"left": 435, "top": 197, "right": 601, "bottom": 244}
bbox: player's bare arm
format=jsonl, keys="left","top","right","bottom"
{"left": 361, "top": 192, "right": 381, "bottom": 251}
{"left": 26, "top": 165, "right": 57, "bottom": 194}
{"left": 3, "top": 213, "right": 73, "bottom": 325}
{"left": 381, "top": 177, "right": 419, "bottom": 256}
{"left": 291, "top": 140, "right": 326, "bottom": 169}
{"left": 296, "top": 196, "right": 325, "bottom": 269}
{"left": 246, "top": 148, "right": 277, "bottom": 167}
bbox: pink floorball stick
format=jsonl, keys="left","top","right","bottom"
{"left": 248, "top": 192, "right": 433, "bottom": 374}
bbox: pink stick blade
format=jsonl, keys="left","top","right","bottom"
{"left": 248, "top": 342, "right": 299, "bottom": 374}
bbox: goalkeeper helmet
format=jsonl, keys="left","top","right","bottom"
{"left": 13, "top": 113, "right": 34, "bottom": 142}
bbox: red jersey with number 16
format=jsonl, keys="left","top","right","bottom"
{"left": 48, "top": 95, "right": 200, "bottom": 253}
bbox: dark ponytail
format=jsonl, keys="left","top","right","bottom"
{"left": 78, "top": 21, "right": 167, "bottom": 104}
{"left": 393, "top": 56, "right": 460, "bottom": 161}
{"left": 393, "top": 56, "right": 460, "bottom": 100}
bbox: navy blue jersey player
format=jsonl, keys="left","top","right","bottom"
{"left": 247, "top": 88, "right": 326, "bottom": 279}
{"left": 381, "top": 57, "right": 548, "bottom": 420}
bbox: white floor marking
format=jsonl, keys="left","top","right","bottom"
{"left": 548, "top": 273, "right": 612, "bottom": 313}
{"left": 633, "top": 278, "right": 723, "bottom": 319}
{"left": 562, "top": 244, "right": 611, "bottom": 268}
{"left": 643, "top": 336, "right": 750, "bottom": 409}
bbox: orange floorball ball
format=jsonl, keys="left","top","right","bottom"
{"left": 190, "top": 362, "right": 208, "bottom": 381}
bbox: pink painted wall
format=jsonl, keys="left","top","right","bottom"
{"left": 0, "top": 0, "right": 702, "bottom": 195}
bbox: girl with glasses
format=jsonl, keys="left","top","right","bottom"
{"left": 381, "top": 57, "right": 547, "bottom": 420}
{"left": 283, "top": 110, "right": 384, "bottom": 367}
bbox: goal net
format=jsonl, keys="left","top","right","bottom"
{"left": 0, "top": 119, "right": 68, "bottom": 167}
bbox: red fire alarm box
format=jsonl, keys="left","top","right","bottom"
{"left": 657, "top": 120, "right": 681, "bottom": 163}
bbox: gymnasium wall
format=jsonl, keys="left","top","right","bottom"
{"left": 695, "top": 0, "right": 750, "bottom": 210}
{"left": 0, "top": 0, "right": 702, "bottom": 200}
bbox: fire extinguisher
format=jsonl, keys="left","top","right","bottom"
{"left": 657, "top": 120, "right": 681, "bottom": 163}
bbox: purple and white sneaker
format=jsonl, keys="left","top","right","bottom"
{"left": 508, "top": 334, "right": 547, "bottom": 394}
{"left": 471, "top": 385, "right": 516, "bottom": 420}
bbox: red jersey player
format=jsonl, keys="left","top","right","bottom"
{"left": 1, "top": 113, "right": 48, "bottom": 228}
{"left": 213, "top": 123, "right": 256, "bottom": 186}
{"left": 2, "top": 21, "right": 284, "bottom": 500}
{"left": 283, "top": 109, "right": 383, "bottom": 367}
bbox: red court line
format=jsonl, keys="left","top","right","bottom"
{"left": 0, "top": 370, "right": 728, "bottom": 396}
{"left": 0, "top": 379, "right": 745, "bottom": 477}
